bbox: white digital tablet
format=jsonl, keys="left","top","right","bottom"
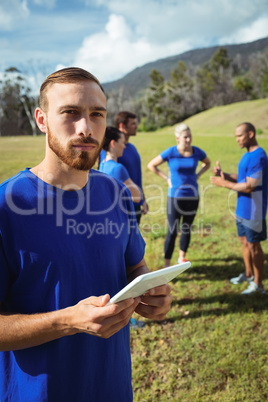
{"left": 108, "top": 261, "right": 191, "bottom": 304}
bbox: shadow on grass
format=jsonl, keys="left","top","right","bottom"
{"left": 144, "top": 293, "right": 268, "bottom": 327}
{"left": 145, "top": 253, "right": 268, "bottom": 325}
{"left": 167, "top": 291, "right": 268, "bottom": 322}
{"left": 172, "top": 253, "right": 268, "bottom": 283}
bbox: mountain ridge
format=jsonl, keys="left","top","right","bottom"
{"left": 102, "top": 36, "right": 268, "bottom": 97}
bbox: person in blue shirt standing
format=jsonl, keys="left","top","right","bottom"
{"left": 210, "top": 122, "right": 267, "bottom": 295}
{"left": 0, "top": 67, "right": 172, "bottom": 402}
{"left": 148, "top": 123, "right": 211, "bottom": 267}
{"left": 100, "top": 111, "right": 148, "bottom": 225}
{"left": 99, "top": 126, "right": 141, "bottom": 203}
{"left": 99, "top": 126, "right": 146, "bottom": 329}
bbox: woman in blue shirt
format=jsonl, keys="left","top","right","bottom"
{"left": 99, "top": 126, "right": 141, "bottom": 203}
{"left": 99, "top": 127, "right": 144, "bottom": 329}
{"left": 148, "top": 124, "right": 210, "bottom": 267}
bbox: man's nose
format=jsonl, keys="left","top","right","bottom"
{"left": 77, "top": 116, "right": 92, "bottom": 137}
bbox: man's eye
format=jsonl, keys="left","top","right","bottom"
{"left": 65, "top": 110, "right": 77, "bottom": 114}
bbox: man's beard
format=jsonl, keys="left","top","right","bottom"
{"left": 47, "top": 126, "right": 104, "bottom": 171}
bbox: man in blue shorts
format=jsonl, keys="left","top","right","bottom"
{"left": 210, "top": 122, "right": 267, "bottom": 295}
{"left": 0, "top": 67, "right": 172, "bottom": 401}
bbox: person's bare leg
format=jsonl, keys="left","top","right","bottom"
{"left": 179, "top": 250, "right": 186, "bottom": 259}
{"left": 247, "top": 242, "right": 264, "bottom": 287}
{"left": 239, "top": 236, "right": 254, "bottom": 277}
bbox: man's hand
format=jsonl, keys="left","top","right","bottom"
{"left": 212, "top": 160, "right": 222, "bottom": 176}
{"left": 70, "top": 294, "right": 141, "bottom": 339}
{"left": 210, "top": 170, "right": 227, "bottom": 188}
{"left": 134, "top": 284, "right": 172, "bottom": 321}
{"left": 211, "top": 162, "right": 238, "bottom": 185}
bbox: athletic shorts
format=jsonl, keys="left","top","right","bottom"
{"left": 236, "top": 218, "right": 267, "bottom": 243}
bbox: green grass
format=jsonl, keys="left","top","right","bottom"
{"left": 0, "top": 136, "right": 46, "bottom": 182}
{"left": 129, "top": 100, "right": 268, "bottom": 401}
{"left": 0, "top": 98, "right": 268, "bottom": 401}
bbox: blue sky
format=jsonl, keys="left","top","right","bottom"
{"left": 1, "top": 0, "right": 268, "bottom": 86}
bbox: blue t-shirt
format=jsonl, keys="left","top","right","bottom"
{"left": 100, "top": 142, "right": 143, "bottom": 206}
{"left": 99, "top": 160, "right": 129, "bottom": 183}
{"left": 236, "top": 147, "right": 268, "bottom": 220}
{"left": 160, "top": 146, "right": 207, "bottom": 198}
{"left": 0, "top": 168, "right": 145, "bottom": 402}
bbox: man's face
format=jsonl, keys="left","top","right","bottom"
{"left": 124, "top": 118, "right": 138, "bottom": 136}
{"left": 44, "top": 81, "right": 107, "bottom": 171}
{"left": 235, "top": 125, "right": 251, "bottom": 149}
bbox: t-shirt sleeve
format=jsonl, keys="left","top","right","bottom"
{"left": 116, "top": 164, "right": 130, "bottom": 183}
{"left": 247, "top": 152, "right": 267, "bottom": 180}
{"left": 160, "top": 147, "right": 172, "bottom": 161}
{"left": 195, "top": 147, "right": 207, "bottom": 161}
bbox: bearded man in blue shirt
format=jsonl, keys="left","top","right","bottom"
{"left": 0, "top": 67, "right": 172, "bottom": 402}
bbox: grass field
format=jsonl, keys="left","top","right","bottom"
{"left": 0, "top": 99, "right": 268, "bottom": 401}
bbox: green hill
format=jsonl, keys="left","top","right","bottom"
{"left": 183, "top": 98, "right": 268, "bottom": 136}
{"left": 150, "top": 98, "right": 268, "bottom": 137}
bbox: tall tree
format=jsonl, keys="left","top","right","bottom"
{"left": 195, "top": 48, "right": 234, "bottom": 109}
{"left": 166, "top": 61, "right": 195, "bottom": 123}
{"left": 0, "top": 67, "right": 38, "bottom": 136}
{"left": 140, "top": 69, "right": 167, "bottom": 130}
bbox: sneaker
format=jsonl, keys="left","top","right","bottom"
{"left": 230, "top": 273, "right": 254, "bottom": 285}
{"left": 129, "top": 317, "right": 146, "bottom": 329}
{"left": 178, "top": 258, "right": 189, "bottom": 264}
{"left": 241, "top": 282, "right": 266, "bottom": 295}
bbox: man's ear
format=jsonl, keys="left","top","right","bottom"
{"left": 35, "top": 108, "right": 47, "bottom": 133}
{"left": 248, "top": 130, "right": 255, "bottom": 139}
{"left": 118, "top": 122, "right": 126, "bottom": 133}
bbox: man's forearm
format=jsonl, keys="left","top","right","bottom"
{"left": 0, "top": 294, "right": 140, "bottom": 351}
{"left": 223, "top": 173, "right": 237, "bottom": 183}
{"left": 222, "top": 180, "right": 255, "bottom": 193}
{"left": 0, "top": 307, "right": 76, "bottom": 351}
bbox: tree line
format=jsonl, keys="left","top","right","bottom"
{"left": 1, "top": 47, "right": 268, "bottom": 136}
{"left": 107, "top": 47, "right": 268, "bottom": 131}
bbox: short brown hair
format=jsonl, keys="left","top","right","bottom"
{"left": 114, "top": 111, "right": 137, "bottom": 128}
{"left": 40, "top": 67, "right": 105, "bottom": 111}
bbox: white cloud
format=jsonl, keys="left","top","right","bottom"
{"left": 0, "top": 0, "right": 29, "bottom": 30}
{"left": 73, "top": 14, "right": 192, "bottom": 82}
{"left": 1, "top": 0, "right": 268, "bottom": 85}
{"left": 72, "top": 0, "right": 268, "bottom": 82}
{"left": 219, "top": 16, "right": 268, "bottom": 45}
{"left": 91, "top": 0, "right": 268, "bottom": 43}
{"left": 0, "top": 0, "right": 56, "bottom": 32}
